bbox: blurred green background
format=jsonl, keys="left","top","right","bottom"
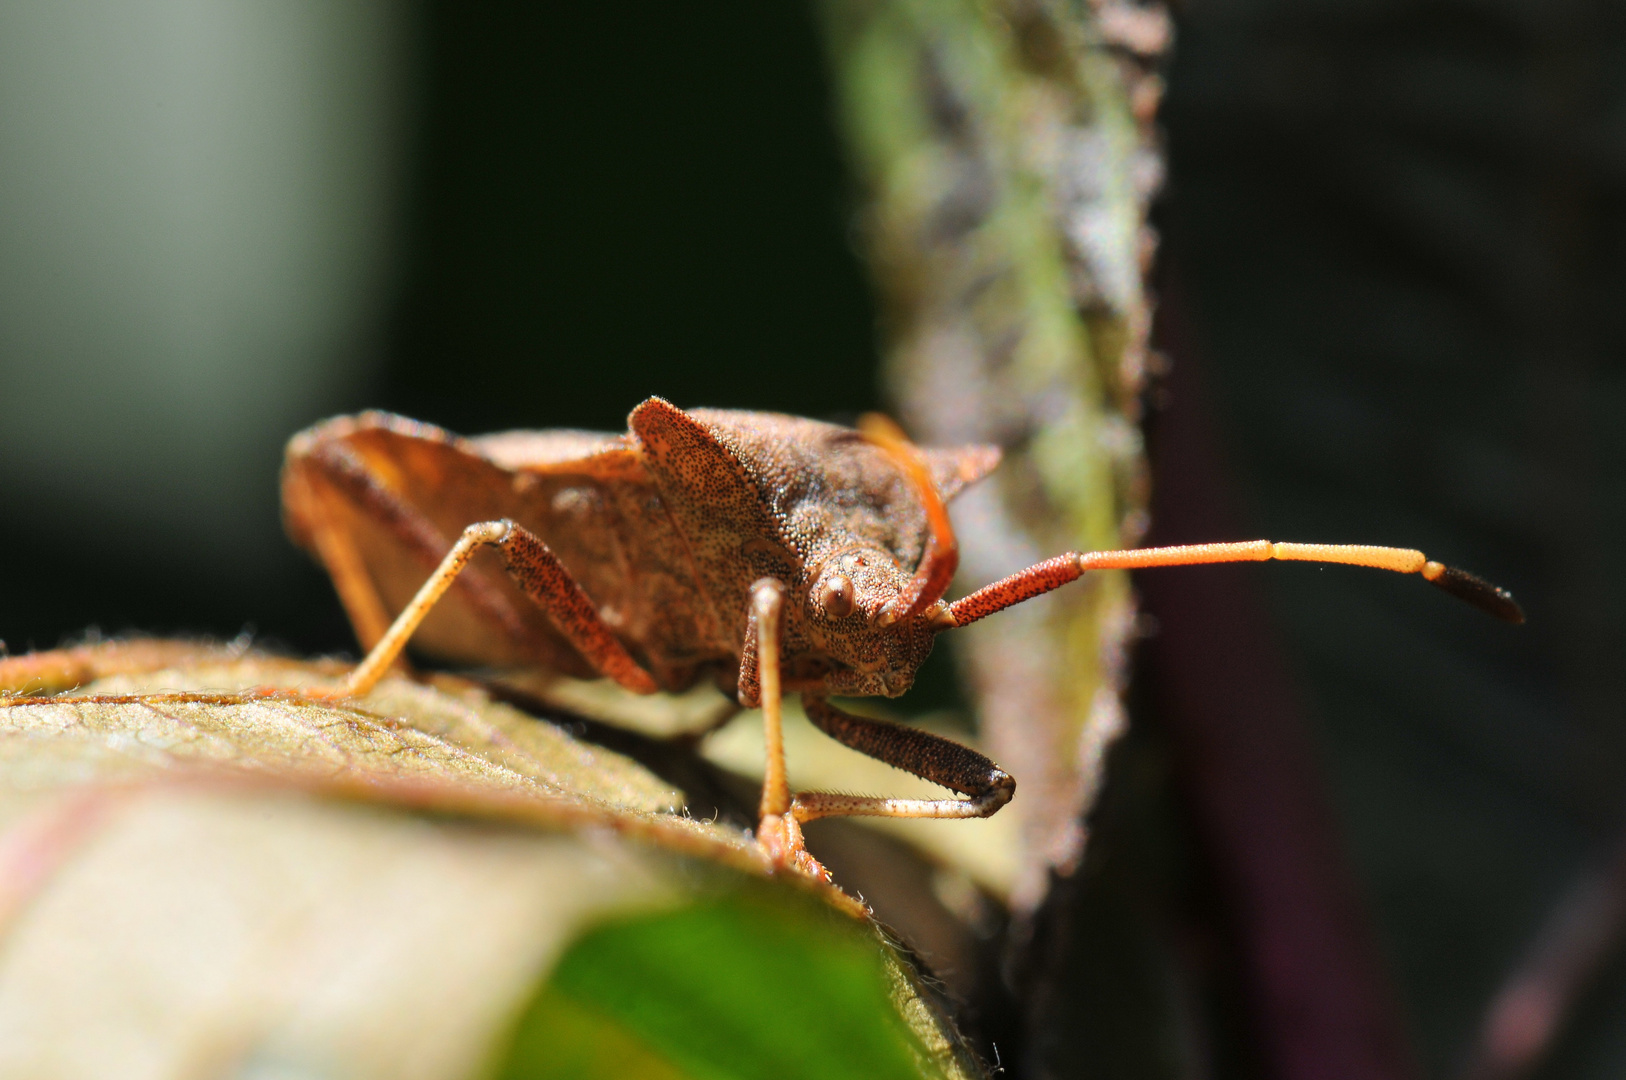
{"left": 1, "top": 2, "right": 1622, "bottom": 1078}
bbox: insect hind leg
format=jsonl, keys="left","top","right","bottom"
{"left": 281, "top": 460, "right": 396, "bottom": 654}
{"left": 333, "top": 520, "right": 659, "bottom": 700}
{"left": 336, "top": 521, "right": 511, "bottom": 696}
{"left": 792, "top": 697, "right": 1014, "bottom": 822}
{"left": 286, "top": 436, "right": 538, "bottom": 666}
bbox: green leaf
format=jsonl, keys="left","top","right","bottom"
{"left": 495, "top": 887, "right": 935, "bottom": 1080}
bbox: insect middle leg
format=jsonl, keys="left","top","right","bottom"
{"left": 333, "top": 519, "right": 659, "bottom": 699}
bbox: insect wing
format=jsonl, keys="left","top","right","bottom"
{"left": 286, "top": 416, "right": 646, "bottom": 675}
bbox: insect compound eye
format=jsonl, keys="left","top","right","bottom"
{"left": 817, "top": 574, "right": 856, "bottom": 619}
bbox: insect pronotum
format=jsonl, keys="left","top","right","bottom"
{"left": 282, "top": 397, "right": 1524, "bottom": 879}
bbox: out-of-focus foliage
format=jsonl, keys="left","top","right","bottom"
{"left": 814, "top": 0, "right": 1164, "bottom": 911}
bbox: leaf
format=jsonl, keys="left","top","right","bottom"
{"left": 497, "top": 888, "right": 944, "bottom": 1080}
{"left": 2, "top": 667, "right": 684, "bottom": 815}
{"left": 0, "top": 640, "right": 985, "bottom": 1080}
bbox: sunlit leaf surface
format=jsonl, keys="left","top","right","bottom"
{"left": 0, "top": 641, "right": 982, "bottom": 1080}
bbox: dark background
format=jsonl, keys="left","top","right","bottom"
{"left": 1162, "top": 3, "right": 1626, "bottom": 1077}
{"left": 1, "top": 2, "right": 1622, "bottom": 1077}
{"left": 0, "top": 0, "right": 878, "bottom": 660}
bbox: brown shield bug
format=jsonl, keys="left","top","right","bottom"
{"left": 281, "top": 397, "right": 1523, "bottom": 879}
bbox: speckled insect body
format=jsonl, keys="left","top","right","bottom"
{"left": 283, "top": 396, "right": 1522, "bottom": 881}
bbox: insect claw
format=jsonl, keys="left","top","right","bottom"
{"left": 757, "top": 812, "right": 833, "bottom": 882}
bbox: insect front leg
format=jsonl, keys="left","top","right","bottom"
{"left": 743, "top": 578, "right": 831, "bottom": 880}
{"left": 740, "top": 579, "right": 1013, "bottom": 878}
{"left": 792, "top": 698, "right": 1014, "bottom": 823}
{"left": 333, "top": 520, "right": 659, "bottom": 699}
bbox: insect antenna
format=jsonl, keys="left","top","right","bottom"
{"left": 859, "top": 414, "right": 959, "bottom": 625}
{"left": 944, "top": 540, "right": 1525, "bottom": 629}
